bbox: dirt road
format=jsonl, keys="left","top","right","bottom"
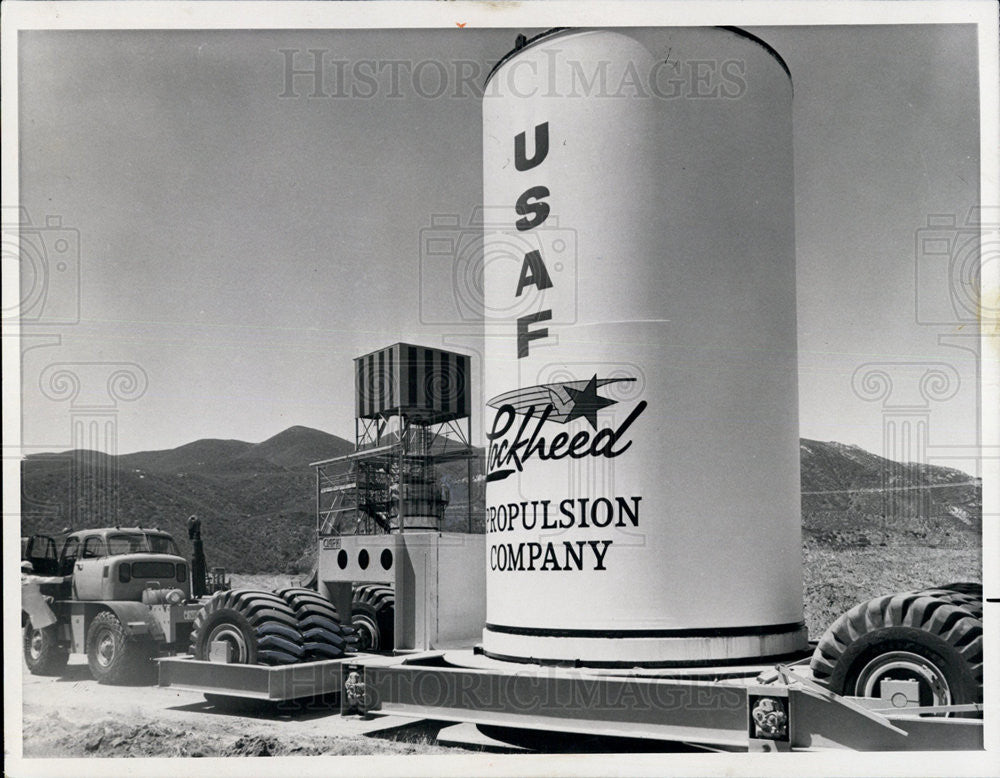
{"left": 19, "top": 655, "right": 461, "bottom": 758}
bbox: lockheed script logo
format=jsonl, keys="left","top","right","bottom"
{"left": 486, "top": 374, "right": 647, "bottom": 482}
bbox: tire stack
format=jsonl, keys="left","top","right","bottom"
{"left": 810, "top": 582, "right": 983, "bottom": 711}
{"left": 277, "top": 587, "right": 360, "bottom": 659}
{"left": 188, "top": 588, "right": 357, "bottom": 665}
{"left": 300, "top": 575, "right": 396, "bottom": 654}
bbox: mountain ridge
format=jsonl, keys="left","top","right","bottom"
{"left": 21, "top": 428, "right": 981, "bottom": 572}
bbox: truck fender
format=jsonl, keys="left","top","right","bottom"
{"left": 95, "top": 602, "right": 161, "bottom": 641}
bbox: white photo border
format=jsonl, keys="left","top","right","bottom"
{"left": 2, "top": 2, "right": 997, "bottom": 776}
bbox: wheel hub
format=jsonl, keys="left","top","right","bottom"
{"left": 352, "top": 614, "right": 379, "bottom": 652}
{"left": 29, "top": 630, "right": 43, "bottom": 660}
{"left": 96, "top": 631, "right": 117, "bottom": 667}
{"left": 855, "top": 650, "right": 952, "bottom": 708}
{"left": 206, "top": 624, "right": 250, "bottom": 663}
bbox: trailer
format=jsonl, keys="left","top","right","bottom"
{"left": 158, "top": 528, "right": 984, "bottom": 752}
{"left": 157, "top": 342, "right": 984, "bottom": 752}
{"left": 158, "top": 649, "right": 982, "bottom": 752}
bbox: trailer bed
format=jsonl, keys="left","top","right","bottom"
{"left": 158, "top": 651, "right": 983, "bottom": 751}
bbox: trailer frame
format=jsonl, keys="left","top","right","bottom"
{"left": 157, "top": 651, "right": 983, "bottom": 752}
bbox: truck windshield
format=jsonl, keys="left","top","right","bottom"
{"left": 107, "top": 534, "right": 180, "bottom": 556}
{"left": 146, "top": 534, "right": 180, "bottom": 555}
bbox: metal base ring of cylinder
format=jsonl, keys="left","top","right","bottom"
{"left": 482, "top": 622, "right": 809, "bottom": 667}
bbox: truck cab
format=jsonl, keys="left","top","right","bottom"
{"left": 57, "top": 527, "right": 191, "bottom": 601}
{"left": 22, "top": 526, "right": 203, "bottom": 684}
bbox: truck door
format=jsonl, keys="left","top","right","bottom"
{"left": 22, "top": 535, "right": 60, "bottom": 576}
{"left": 72, "top": 536, "right": 107, "bottom": 600}
{"left": 59, "top": 536, "right": 80, "bottom": 577}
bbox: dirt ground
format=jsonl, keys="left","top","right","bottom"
{"left": 801, "top": 545, "right": 980, "bottom": 639}
{"left": 18, "top": 655, "right": 462, "bottom": 758}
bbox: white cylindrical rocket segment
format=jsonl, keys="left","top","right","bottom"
{"left": 482, "top": 28, "right": 806, "bottom": 664}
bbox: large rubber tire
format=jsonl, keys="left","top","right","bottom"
{"left": 351, "top": 584, "right": 395, "bottom": 653}
{"left": 86, "top": 611, "right": 154, "bottom": 684}
{"left": 278, "top": 586, "right": 342, "bottom": 617}
{"left": 23, "top": 618, "right": 69, "bottom": 676}
{"left": 276, "top": 587, "right": 359, "bottom": 660}
{"left": 934, "top": 582, "right": 982, "bottom": 596}
{"left": 189, "top": 589, "right": 305, "bottom": 666}
{"left": 915, "top": 584, "right": 982, "bottom": 619}
{"left": 810, "top": 592, "right": 983, "bottom": 711}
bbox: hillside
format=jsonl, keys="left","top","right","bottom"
{"left": 21, "top": 430, "right": 981, "bottom": 572}
{"left": 800, "top": 439, "right": 981, "bottom": 549}
{"left": 20, "top": 427, "right": 359, "bottom": 573}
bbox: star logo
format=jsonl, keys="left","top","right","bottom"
{"left": 563, "top": 374, "right": 618, "bottom": 429}
{"left": 487, "top": 374, "right": 634, "bottom": 428}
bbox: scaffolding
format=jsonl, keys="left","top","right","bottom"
{"left": 313, "top": 344, "right": 478, "bottom": 537}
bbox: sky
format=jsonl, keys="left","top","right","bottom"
{"left": 13, "top": 23, "right": 984, "bottom": 474}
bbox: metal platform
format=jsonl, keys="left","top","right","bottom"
{"left": 157, "top": 655, "right": 348, "bottom": 700}
{"left": 158, "top": 650, "right": 983, "bottom": 751}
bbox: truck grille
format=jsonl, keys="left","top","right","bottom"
{"left": 131, "top": 561, "right": 175, "bottom": 578}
